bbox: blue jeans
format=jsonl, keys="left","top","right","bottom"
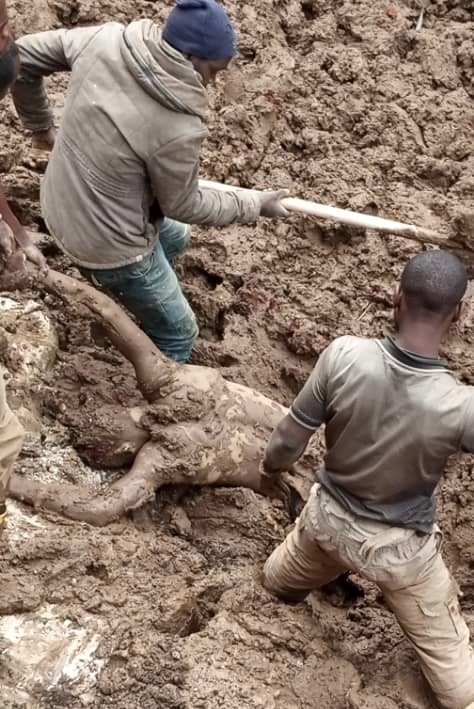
{"left": 83, "top": 219, "right": 198, "bottom": 363}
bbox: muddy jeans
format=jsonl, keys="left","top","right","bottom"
{"left": 263, "top": 483, "right": 474, "bottom": 709}
{"left": 0, "top": 372, "right": 24, "bottom": 512}
{"left": 83, "top": 219, "right": 199, "bottom": 363}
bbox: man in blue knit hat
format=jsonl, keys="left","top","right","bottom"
{"left": 163, "top": 0, "right": 237, "bottom": 85}
{"left": 12, "top": 1, "right": 287, "bottom": 363}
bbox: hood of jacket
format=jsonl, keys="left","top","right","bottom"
{"left": 121, "top": 19, "right": 208, "bottom": 120}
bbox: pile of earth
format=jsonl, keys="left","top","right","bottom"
{"left": 0, "top": 0, "right": 472, "bottom": 707}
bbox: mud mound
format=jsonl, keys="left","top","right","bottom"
{"left": 0, "top": 0, "right": 473, "bottom": 707}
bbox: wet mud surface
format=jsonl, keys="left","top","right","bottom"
{"left": 0, "top": 0, "right": 473, "bottom": 707}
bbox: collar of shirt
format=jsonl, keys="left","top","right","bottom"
{"left": 380, "top": 336, "right": 449, "bottom": 371}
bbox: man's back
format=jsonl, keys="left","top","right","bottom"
{"left": 290, "top": 335, "right": 474, "bottom": 531}
{"left": 13, "top": 21, "right": 210, "bottom": 269}
{"left": 263, "top": 253, "right": 474, "bottom": 709}
{"left": 14, "top": 20, "right": 259, "bottom": 270}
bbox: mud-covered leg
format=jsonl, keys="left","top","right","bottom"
{"left": 0, "top": 262, "right": 178, "bottom": 401}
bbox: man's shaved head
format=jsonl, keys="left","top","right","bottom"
{"left": 401, "top": 250, "right": 468, "bottom": 318}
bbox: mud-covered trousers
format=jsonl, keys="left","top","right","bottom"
{"left": 263, "top": 483, "right": 474, "bottom": 709}
{"left": 0, "top": 370, "right": 24, "bottom": 527}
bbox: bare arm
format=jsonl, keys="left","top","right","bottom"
{"left": 0, "top": 188, "right": 24, "bottom": 235}
{"left": 263, "top": 344, "right": 335, "bottom": 473}
{"left": 0, "top": 187, "right": 45, "bottom": 268}
{"left": 264, "top": 415, "right": 315, "bottom": 473}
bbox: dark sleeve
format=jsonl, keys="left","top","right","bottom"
{"left": 289, "top": 345, "right": 333, "bottom": 430}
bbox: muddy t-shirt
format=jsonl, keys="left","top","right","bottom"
{"left": 290, "top": 335, "right": 474, "bottom": 533}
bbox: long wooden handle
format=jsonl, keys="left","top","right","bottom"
{"left": 282, "top": 197, "right": 448, "bottom": 247}
{"left": 198, "top": 179, "right": 448, "bottom": 247}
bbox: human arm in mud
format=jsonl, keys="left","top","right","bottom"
{"left": 0, "top": 188, "right": 46, "bottom": 268}
{"left": 0, "top": 248, "right": 177, "bottom": 401}
{"left": 263, "top": 415, "right": 314, "bottom": 473}
{"left": 263, "top": 346, "right": 331, "bottom": 473}
{"left": 12, "top": 26, "right": 103, "bottom": 134}
{"left": 148, "top": 133, "right": 287, "bottom": 226}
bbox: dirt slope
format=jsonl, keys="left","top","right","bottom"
{"left": 0, "top": 1, "right": 473, "bottom": 707}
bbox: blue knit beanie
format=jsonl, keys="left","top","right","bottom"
{"left": 163, "top": 0, "right": 237, "bottom": 61}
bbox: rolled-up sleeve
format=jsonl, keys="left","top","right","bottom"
{"left": 289, "top": 346, "right": 334, "bottom": 430}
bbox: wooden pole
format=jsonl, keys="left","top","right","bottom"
{"left": 198, "top": 179, "right": 449, "bottom": 247}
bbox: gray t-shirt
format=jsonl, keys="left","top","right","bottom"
{"left": 290, "top": 335, "right": 474, "bottom": 533}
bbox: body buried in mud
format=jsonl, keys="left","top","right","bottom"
{"left": 1, "top": 260, "right": 313, "bottom": 525}
{"left": 2, "top": 244, "right": 474, "bottom": 709}
{"left": 0, "top": 0, "right": 474, "bottom": 708}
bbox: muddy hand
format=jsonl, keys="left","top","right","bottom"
{"left": 3, "top": 248, "right": 28, "bottom": 274}
{"left": 21, "top": 242, "right": 48, "bottom": 275}
{"left": 6, "top": 224, "right": 49, "bottom": 275}
{"left": 259, "top": 465, "right": 304, "bottom": 520}
{"left": 3, "top": 246, "right": 44, "bottom": 276}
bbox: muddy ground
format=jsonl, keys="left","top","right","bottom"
{"left": 0, "top": 0, "right": 473, "bottom": 707}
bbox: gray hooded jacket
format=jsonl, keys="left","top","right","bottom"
{"left": 13, "top": 21, "right": 260, "bottom": 269}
